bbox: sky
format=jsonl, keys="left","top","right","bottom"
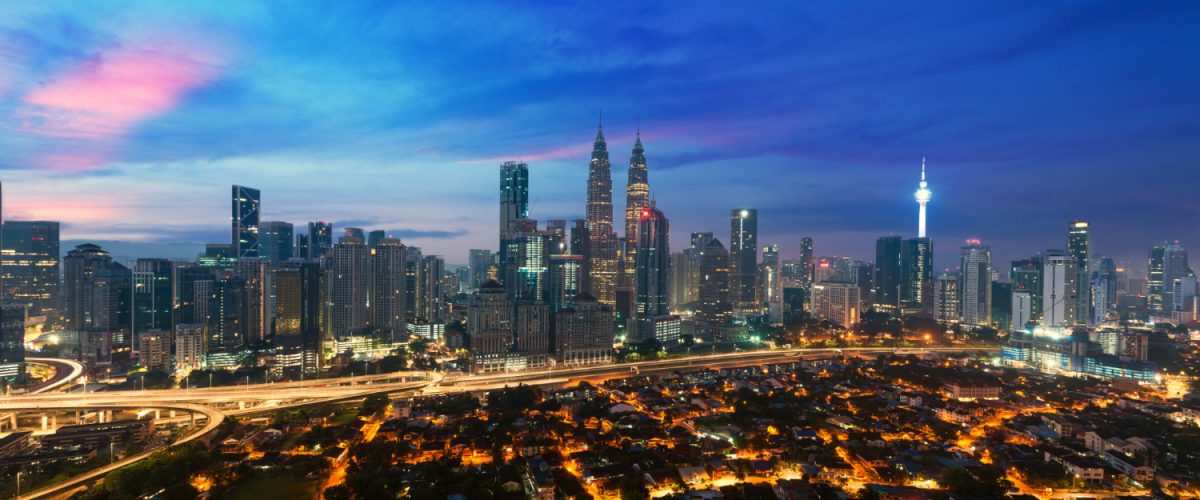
{"left": 1, "top": 1, "right": 1198, "bottom": 272}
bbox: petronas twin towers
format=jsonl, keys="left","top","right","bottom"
{"left": 584, "top": 121, "right": 651, "bottom": 307}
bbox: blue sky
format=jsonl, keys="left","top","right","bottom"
{"left": 1, "top": 1, "right": 1198, "bottom": 270}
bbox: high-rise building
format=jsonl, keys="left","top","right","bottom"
{"left": 1066, "top": 220, "right": 1091, "bottom": 325}
{"left": 623, "top": 132, "right": 650, "bottom": 286}
{"left": 697, "top": 238, "right": 732, "bottom": 325}
{"left": 500, "top": 161, "right": 530, "bottom": 242}
{"left": 63, "top": 244, "right": 131, "bottom": 363}
{"left": 874, "top": 236, "right": 902, "bottom": 310}
{"left": 329, "top": 238, "right": 369, "bottom": 336}
{"left": 468, "top": 249, "right": 493, "bottom": 290}
{"left": 959, "top": 241, "right": 992, "bottom": 326}
{"left": 900, "top": 237, "right": 933, "bottom": 316}
{"left": 1042, "top": 251, "right": 1070, "bottom": 327}
{"left": 468, "top": 280, "right": 513, "bottom": 372}
{"left": 584, "top": 123, "right": 617, "bottom": 306}
{"left": 668, "top": 252, "right": 690, "bottom": 309}
{"left": 211, "top": 276, "right": 247, "bottom": 348}
{"left": 174, "top": 324, "right": 207, "bottom": 373}
{"left": 1147, "top": 242, "right": 1191, "bottom": 313}
{"left": 172, "top": 264, "right": 214, "bottom": 327}
{"left": 815, "top": 256, "right": 853, "bottom": 284}
{"left": 304, "top": 221, "right": 333, "bottom": 261}
{"left": 231, "top": 185, "right": 261, "bottom": 259}
{"left": 547, "top": 254, "right": 583, "bottom": 313}
{"left": 1011, "top": 256, "right": 1044, "bottom": 322}
{"left": 0, "top": 303, "right": 25, "bottom": 379}
{"left": 234, "top": 259, "right": 272, "bottom": 344}
{"left": 810, "top": 282, "right": 860, "bottom": 327}
{"left": 260, "top": 221, "right": 294, "bottom": 262}
{"left": 730, "top": 208, "right": 758, "bottom": 312}
{"left": 914, "top": 159, "right": 931, "bottom": 238}
{"left": 132, "top": 259, "right": 173, "bottom": 351}
{"left": 1012, "top": 292, "right": 1032, "bottom": 331}
{"left": 632, "top": 204, "right": 669, "bottom": 341}
{"left": 370, "top": 238, "right": 407, "bottom": 338}
{"left": 1091, "top": 257, "right": 1117, "bottom": 323}
{"left": 367, "top": 230, "right": 386, "bottom": 250}
{"left": 0, "top": 221, "right": 60, "bottom": 317}
{"left": 272, "top": 262, "right": 321, "bottom": 372}
{"left": 555, "top": 293, "right": 613, "bottom": 366}
{"left": 933, "top": 272, "right": 961, "bottom": 322}
{"left": 413, "top": 255, "right": 446, "bottom": 324}
{"left": 685, "top": 232, "right": 715, "bottom": 305}
{"left": 343, "top": 227, "right": 365, "bottom": 241}
{"left": 798, "top": 236, "right": 815, "bottom": 292}
{"left": 138, "top": 330, "right": 171, "bottom": 372}
{"left": 759, "top": 244, "right": 783, "bottom": 322}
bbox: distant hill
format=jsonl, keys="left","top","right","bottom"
{"left": 60, "top": 240, "right": 207, "bottom": 263}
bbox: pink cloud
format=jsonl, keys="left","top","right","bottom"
{"left": 23, "top": 44, "right": 222, "bottom": 139}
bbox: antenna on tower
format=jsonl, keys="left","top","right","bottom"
{"left": 921, "top": 157, "right": 926, "bottom": 181}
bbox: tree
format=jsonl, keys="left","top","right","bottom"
{"left": 618, "top": 476, "right": 649, "bottom": 500}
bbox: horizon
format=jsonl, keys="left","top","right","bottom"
{"left": 1, "top": 2, "right": 1198, "bottom": 271}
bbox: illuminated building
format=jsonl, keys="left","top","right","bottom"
{"left": 330, "top": 237, "right": 369, "bottom": 337}
{"left": 623, "top": 132, "right": 650, "bottom": 287}
{"left": 468, "top": 280, "right": 549, "bottom": 372}
{"left": 798, "top": 236, "right": 814, "bottom": 291}
{"left": 231, "top": 185, "right": 261, "bottom": 259}
{"left": 138, "top": 330, "right": 171, "bottom": 372}
{"left": 759, "top": 244, "right": 782, "bottom": 323}
{"left": 1011, "top": 256, "right": 1044, "bottom": 322}
{"left": 668, "top": 252, "right": 689, "bottom": 309}
{"left": 815, "top": 256, "right": 852, "bottom": 283}
{"left": 633, "top": 204, "right": 669, "bottom": 341}
{"left": 1003, "top": 326, "right": 1156, "bottom": 382}
{"left": 555, "top": 293, "right": 613, "bottom": 366}
{"left": 301, "top": 221, "right": 333, "bottom": 261}
{"left": 959, "top": 240, "right": 992, "bottom": 326}
{"left": 730, "top": 208, "right": 758, "bottom": 312}
{"left": 1147, "top": 241, "right": 1191, "bottom": 315}
{"left": 500, "top": 161, "right": 529, "bottom": 242}
{"left": 1066, "top": 220, "right": 1091, "bottom": 325}
{"left": 0, "top": 303, "right": 24, "bottom": 379}
{"left": 1, "top": 220, "right": 60, "bottom": 318}
{"left": 233, "top": 259, "right": 271, "bottom": 344}
{"left": 132, "top": 258, "right": 173, "bottom": 351}
{"left": 933, "top": 272, "right": 960, "bottom": 323}
{"left": 584, "top": 122, "right": 617, "bottom": 306}
{"left": 260, "top": 221, "right": 294, "bottom": 262}
{"left": 370, "top": 238, "right": 408, "bottom": 339}
{"left": 685, "top": 232, "right": 714, "bottom": 305}
{"left": 1012, "top": 291, "right": 1032, "bottom": 331}
{"left": 468, "top": 249, "right": 493, "bottom": 290}
{"left": 697, "top": 238, "right": 732, "bottom": 325}
{"left": 1042, "top": 251, "right": 1070, "bottom": 327}
{"left": 174, "top": 324, "right": 207, "bottom": 373}
{"left": 874, "top": 235, "right": 902, "bottom": 310}
{"left": 810, "top": 282, "right": 860, "bottom": 327}
{"left": 900, "top": 237, "right": 933, "bottom": 316}
{"left": 63, "top": 243, "right": 131, "bottom": 364}
{"left": 548, "top": 254, "right": 583, "bottom": 313}
{"left": 273, "top": 262, "right": 321, "bottom": 372}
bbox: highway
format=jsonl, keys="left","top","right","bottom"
{"left": 1, "top": 346, "right": 996, "bottom": 498}
{"left": 21, "top": 358, "right": 85, "bottom": 395}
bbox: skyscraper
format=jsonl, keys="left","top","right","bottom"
{"left": 686, "top": 232, "right": 715, "bottom": 305}
{"left": 0, "top": 220, "right": 60, "bottom": 317}
{"left": 231, "top": 185, "right": 261, "bottom": 259}
{"left": 798, "top": 236, "right": 815, "bottom": 292}
{"left": 63, "top": 243, "right": 131, "bottom": 363}
{"left": 469, "top": 280, "right": 513, "bottom": 372}
{"left": 633, "top": 204, "right": 669, "bottom": 341}
{"left": 273, "top": 261, "right": 321, "bottom": 371}
{"left": 1042, "top": 251, "right": 1070, "bottom": 327}
{"left": 585, "top": 122, "right": 617, "bottom": 306}
{"left": 234, "top": 259, "right": 272, "bottom": 344}
{"left": 0, "top": 303, "right": 25, "bottom": 379}
{"left": 367, "top": 229, "right": 386, "bottom": 250}
{"left": 730, "top": 208, "right": 758, "bottom": 312}
{"left": 1011, "top": 256, "right": 1044, "bottom": 322}
{"left": 1066, "top": 220, "right": 1091, "bottom": 325}
{"left": 933, "top": 272, "right": 960, "bottom": 322}
{"left": 623, "top": 131, "right": 650, "bottom": 286}
{"left": 914, "top": 159, "right": 931, "bottom": 238}
{"left": 548, "top": 254, "right": 583, "bottom": 313}
{"left": 1148, "top": 242, "right": 1191, "bottom": 313}
{"left": 500, "top": 161, "right": 530, "bottom": 242}
{"left": 874, "top": 235, "right": 902, "bottom": 310}
{"left": 669, "top": 252, "right": 690, "bottom": 309}
{"left": 555, "top": 293, "right": 614, "bottom": 366}
{"left": 370, "top": 238, "right": 407, "bottom": 338}
{"left": 900, "top": 237, "right": 933, "bottom": 316}
{"left": 959, "top": 240, "right": 992, "bottom": 326}
{"left": 304, "top": 221, "right": 333, "bottom": 261}
{"left": 810, "top": 282, "right": 860, "bottom": 327}
{"left": 260, "top": 221, "right": 294, "bottom": 262}
{"left": 468, "top": 249, "right": 493, "bottom": 290}
{"left": 132, "top": 259, "right": 174, "bottom": 349}
{"left": 329, "top": 237, "right": 369, "bottom": 336}
{"left": 759, "top": 244, "right": 783, "bottom": 322}
{"left": 697, "top": 238, "right": 732, "bottom": 325}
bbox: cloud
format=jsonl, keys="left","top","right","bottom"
{"left": 391, "top": 228, "right": 469, "bottom": 240}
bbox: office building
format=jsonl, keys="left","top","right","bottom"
{"left": 960, "top": 240, "right": 992, "bottom": 326}
{"left": 584, "top": 123, "right": 618, "bottom": 306}
{"left": 759, "top": 244, "right": 782, "bottom": 322}
{"left": 367, "top": 229, "right": 385, "bottom": 250}
{"left": 0, "top": 303, "right": 24, "bottom": 379}
{"left": 138, "top": 330, "right": 171, "bottom": 372}
{"left": 547, "top": 254, "right": 583, "bottom": 313}
{"left": 500, "top": 161, "right": 530, "bottom": 242}
{"left": 900, "top": 237, "right": 933, "bottom": 316}
{"left": 668, "top": 252, "right": 690, "bottom": 309}
{"left": 632, "top": 204, "right": 669, "bottom": 341}
{"left": 697, "top": 238, "right": 732, "bottom": 325}
{"left": 1148, "top": 242, "right": 1191, "bottom": 313}
{"left": 63, "top": 244, "right": 131, "bottom": 363}
{"left": 234, "top": 259, "right": 272, "bottom": 344}
{"left": 730, "top": 208, "right": 758, "bottom": 312}
{"left": 1012, "top": 291, "right": 1032, "bottom": 332}
{"left": 329, "top": 238, "right": 369, "bottom": 337}
{"left": 273, "top": 262, "right": 321, "bottom": 372}
{"left": 260, "top": 221, "right": 294, "bottom": 262}
{"left": 1011, "top": 256, "right": 1044, "bottom": 322}
{"left": 468, "top": 249, "right": 492, "bottom": 290}
{"left": 555, "top": 293, "right": 613, "bottom": 366}
{"left": 798, "top": 236, "right": 814, "bottom": 291}
{"left": 132, "top": 259, "right": 173, "bottom": 351}
{"left": 933, "top": 272, "right": 960, "bottom": 323}
{"left": 874, "top": 235, "right": 902, "bottom": 310}
{"left": 303, "top": 221, "right": 333, "bottom": 261}
{"left": 231, "top": 185, "right": 261, "bottom": 259}
{"left": 0, "top": 220, "right": 60, "bottom": 318}
{"left": 174, "top": 324, "right": 207, "bottom": 373}
{"left": 685, "top": 232, "right": 715, "bottom": 305}
{"left": 1066, "top": 220, "right": 1091, "bottom": 325}
{"left": 1042, "top": 251, "right": 1070, "bottom": 327}
{"left": 810, "top": 282, "right": 860, "bottom": 327}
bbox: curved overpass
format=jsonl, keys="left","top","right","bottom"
{"left": 23, "top": 358, "right": 85, "bottom": 394}
{"left": 1, "top": 401, "right": 223, "bottom": 500}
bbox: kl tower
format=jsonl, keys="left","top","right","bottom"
{"left": 915, "top": 158, "right": 931, "bottom": 237}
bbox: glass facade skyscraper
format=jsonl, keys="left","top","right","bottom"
{"left": 633, "top": 204, "right": 669, "bottom": 340}
{"left": 0, "top": 220, "right": 60, "bottom": 317}
{"left": 500, "top": 161, "right": 529, "bottom": 242}
{"left": 1066, "top": 220, "right": 1091, "bottom": 325}
{"left": 231, "top": 185, "right": 261, "bottom": 259}
{"left": 730, "top": 208, "right": 758, "bottom": 312}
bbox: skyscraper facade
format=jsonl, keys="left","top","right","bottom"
{"left": 329, "top": 238, "right": 369, "bottom": 336}
{"left": 584, "top": 124, "right": 617, "bottom": 306}
{"left": 1011, "top": 256, "right": 1044, "bottom": 322}
{"left": 500, "top": 161, "right": 529, "bottom": 242}
{"left": 260, "top": 221, "right": 294, "bottom": 262}
{"left": 798, "top": 236, "right": 814, "bottom": 292}
{"left": 468, "top": 249, "right": 493, "bottom": 290}
{"left": 555, "top": 293, "right": 614, "bottom": 366}
{"left": 1042, "top": 251, "right": 1070, "bottom": 327}
{"left": 873, "top": 235, "right": 902, "bottom": 310}
{"left": 933, "top": 272, "right": 961, "bottom": 323}
{"left": 623, "top": 133, "right": 650, "bottom": 286}
{"left": 231, "top": 185, "right": 261, "bottom": 259}
{"left": 900, "top": 237, "right": 933, "bottom": 316}
{"left": 697, "top": 238, "right": 732, "bottom": 325}
{"left": 959, "top": 240, "right": 992, "bottom": 326}
{"left": 810, "top": 282, "right": 860, "bottom": 327}
{"left": 730, "top": 208, "right": 758, "bottom": 312}
{"left": 1066, "top": 220, "right": 1091, "bottom": 325}
{"left": 633, "top": 204, "right": 669, "bottom": 340}
{"left": 0, "top": 220, "right": 60, "bottom": 317}
{"left": 759, "top": 244, "right": 783, "bottom": 322}
{"left": 304, "top": 221, "right": 333, "bottom": 261}
{"left": 547, "top": 254, "right": 583, "bottom": 313}
{"left": 63, "top": 243, "right": 131, "bottom": 363}
{"left": 370, "top": 238, "right": 407, "bottom": 338}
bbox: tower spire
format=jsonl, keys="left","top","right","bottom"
{"left": 921, "top": 157, "right": 926, "bottom": 181}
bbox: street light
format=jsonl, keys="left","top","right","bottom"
{"left": 16, "top": 471, "right": 20, "bottom": 496}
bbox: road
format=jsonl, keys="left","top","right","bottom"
{"left": 3, "top": 346, "right": 996, "bottom": 498}
{"left": 20, "top": 358, "right": 85, "bottom": 395}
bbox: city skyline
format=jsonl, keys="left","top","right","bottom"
{"left": 0, "top": 2, "right": 1198, "bottom": 270}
